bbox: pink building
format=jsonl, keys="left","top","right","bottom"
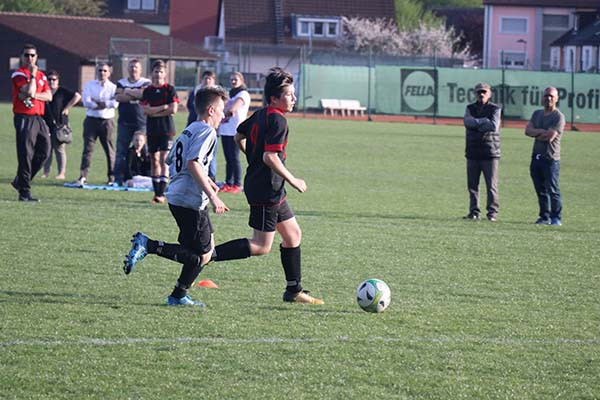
{"left": 483, "top": 0, "right": 599, "bottom": 70}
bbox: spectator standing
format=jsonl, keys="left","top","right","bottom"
{"left": 212, "top": 68, "right": 323, "bottom": 305}
{"left": 42, "top": 70, "right": 81, "bottom": 180}
{"left": 218, "top": 72, "right": 250, "bottom": 193}
{"left": 525, "top": 87, "right": 566, "bottom": 226}
{"left": 141, "top": 60, "right": 179, "bottom": 203}
{"left": 463, "top": 82, "right": 501, "bottom": 221}
{"left": 114, "top": 59, "right": 151, "bottom": 185}
{"left": 10, "top": 44, "right": 52, "bottom": 202}
{"left": 187, "top": 70, "right": 218, "bottom": 182}
{"left": 75, "top": 63, "right": 118, "bottom": 186}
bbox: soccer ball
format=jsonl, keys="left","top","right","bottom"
{"left": 356, "top": 278, "right": 391, "bottom": 313}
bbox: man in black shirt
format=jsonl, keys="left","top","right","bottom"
{"left": 212, "top": 67, "right": 323, "bottom": 305}
{"left": 463, "top": 82, "right": 501, "bottom": 222}
{"left": 114, "top": 59, "right": 151, "bottom": 185}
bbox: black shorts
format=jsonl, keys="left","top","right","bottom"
{"left": 248, "top": 200, "right": 294, "bottom": 232}
{"left": 147, "top": 134, "right": 172, "bottom": 153}
{"left": 169, "top": 204, "right": 214, "bottom": 255}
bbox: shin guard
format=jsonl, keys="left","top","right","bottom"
{"left": 280, "top": 245, "right": 302, "bottom": 293}
{"left": 213, "top": 238, "right": 251, "bottom": 261}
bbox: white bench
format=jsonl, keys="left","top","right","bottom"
{"left": 339, "top": 99, "right": 367, "bottom": 116}
{"left": 321, "top": 98, "right": 342, "bottom": 115}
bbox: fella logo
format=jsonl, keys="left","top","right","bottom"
{"left": 401, "top": 69, "right": 436, "bottom": 113}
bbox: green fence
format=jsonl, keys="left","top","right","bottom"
{"left": 300, "top": 64, "right": 600, "bottom": 124}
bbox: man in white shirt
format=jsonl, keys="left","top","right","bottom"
{"left": 75, "top": 62, "right": 118, "bottom": 186}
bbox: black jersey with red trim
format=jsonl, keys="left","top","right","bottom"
{"left": 237, "top": 106, "right": 289, "bottom": 206}
{"left": 141, "top": 83, "right": 179, "bottom": 136}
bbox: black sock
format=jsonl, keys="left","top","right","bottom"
{"left": 214, "top": 238, "right": 251, "bottom": 261}
{"left": 158, "top": 176, "right": 168, "bottom": 196}
{"left": 171, "top": 252, "right": 204, "bottom": 297}
{"left": 152, "top": 176, "right": 159, "bottom": 196}
{"left": 281, "top": 245, "right": 302, "bottom": 293}
{"left": 150, "top": 240, "right": 199, "bottom": 265}
{"left": 170, "top": 280, "right": 189, "bottom": 299}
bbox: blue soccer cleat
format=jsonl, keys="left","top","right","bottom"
{"left": 166, "top": 295, "right": 206, "bottom": 307}
{"left": 123, "top": 232, "right": 148, "bottom": 275}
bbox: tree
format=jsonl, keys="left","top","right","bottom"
{"left": 422, "top": 0, "right": 482, "bottom": 8}
{"left": 0, "top": 0, "right": 56, "bottom": 13}
{"left": 338, "top": 17, "right": 471, "bottom": 59}
{"left": 0, "top": 0, "right": 106, "bottom": 16}
{"left": 395, "top": 0, "right": 439, "bottom": 30}
{"left": 337, "top": 17, "right": 406, "bottom": 56}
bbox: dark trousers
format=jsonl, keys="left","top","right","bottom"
{"left": 221, "top": 135, "right": 241, "bottom": 186}
{"left": 80, "top": 117, "right": 115, "bottom": 180}
{"left": 530, "top": 156, "right": 562, "bottom": 220}
{"left": 466, "top": 158, "right": 499, "bottom": 217}
{"left": 13, "top": 114, "right": 50, "bottom": 194}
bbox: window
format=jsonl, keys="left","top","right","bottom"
{"left": 582, "top": 46, "right": 593, "bottom": 71}
{"left": 550, "top": 47, "right": 560, "bottom": 70}
{"left": 9, "top": 57, "right": 19, "bottom": 70}
{"left": 564, "top": 46, "right": 576, "bottom": 72}
{"left": 300, "top": 21, "right": 309, "bottom": 35}
{"left": 543, "top": 15, "right": 569, "bottom": 30}
{"left": 127, "top": 0, "right": 156, "bottom": 11}
{"left": 327, "top": 22, "right": 338, "bottom": 36}
{"left": 294, "top": 16, "right": 341, "bottom": 39}
{"left": 500, "top": 17, "right": 527, "bottom": 34}
{"left": 499, "top": 51, "right": 526, "bottom": 68}
{"left": 174, "top": 61, "right": 197, "bottom": 89}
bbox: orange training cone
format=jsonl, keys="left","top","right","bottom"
{"left": 197, "top": 279, "right": 219, "bottom": 289}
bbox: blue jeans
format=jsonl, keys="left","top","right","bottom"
{"left": 530, "top": 156, "right": 561, "bottom": 220}
{"left": 221, "top": 135, "right": 241, "bottom": 186}
{"left": 114, "top": 122, "right": 144, "bottom": 184}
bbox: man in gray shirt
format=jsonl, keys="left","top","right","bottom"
{"left": 525, "top": 87, "right": 565, "bottom": 226}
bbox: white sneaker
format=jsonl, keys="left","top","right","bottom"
{"left": 73, "top": 177, "right": 86, "bottom": 187}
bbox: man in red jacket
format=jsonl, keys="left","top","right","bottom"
{"left": 11, "top": 44, "right": 52, "bottom": 202}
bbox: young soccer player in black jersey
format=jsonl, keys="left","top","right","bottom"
{"left": 212, "top": 67, "right": 323, "bottom": 305}
{"left": 141, "top": 60, "right": 179, "bottom": 204}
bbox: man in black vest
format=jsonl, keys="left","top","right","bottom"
{"left": 463, "top": 82, "right": 501, "bottom": 221}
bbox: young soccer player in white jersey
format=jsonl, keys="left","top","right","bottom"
{"left": 124, "top": 86, "right": 229, "bottom": 306}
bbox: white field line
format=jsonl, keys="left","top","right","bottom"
{"left": 1, "top": 336, "right": 599, "bottom": 348}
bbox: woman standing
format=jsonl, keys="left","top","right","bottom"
{"left": 218, "top": 71, "right": 250, "bottom": 193}
{"left": 42, "top": 70, "right": 81, "bottom": 179}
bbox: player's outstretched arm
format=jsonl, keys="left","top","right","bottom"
{"left": 263, "top": 152, "right": 306, "bottom": 193}
{"left": 187, "top": 159, "right": 229, "bottom": 214}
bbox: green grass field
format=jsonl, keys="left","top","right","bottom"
{"left": 0, "top": 103, "right": 598, "bottom": 399}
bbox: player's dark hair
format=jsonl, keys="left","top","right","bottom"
{"left": 23, "top": 44, "right": 37, "bottom": 52}
{"left": 47, "top": 69, "right": 60, "bottom": 79}
{"left": 264, "top": 67, "right": 293, "bottom": 104}
{"left": 152, "top": 59, "right": 166, "bottom": 71}
{"left": 195, "top": 86, "right": 228, "bottom": 116}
